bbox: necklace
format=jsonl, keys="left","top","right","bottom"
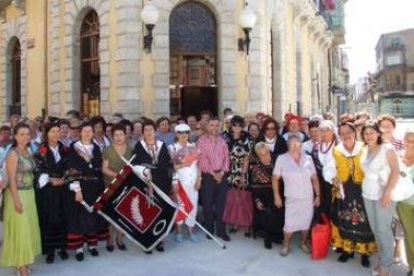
{"left": 319, "top": 139, "right": 335, "bottom": 154}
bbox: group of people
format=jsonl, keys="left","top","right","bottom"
{"left": 0, "top": 109, "right": 412, "bottom": 276}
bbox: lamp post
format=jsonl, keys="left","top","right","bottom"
{"left": 238, "top": 2, "right": 257, "bottom": 55}
{"left": 141, "top": 0, "right": 159, "bottom": 53}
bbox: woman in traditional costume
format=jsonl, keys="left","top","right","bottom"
{"left": 1, "top": 123, "right": 41, "bottom": 276}
{"left": 65, "top": 122, "right": 108, "bottom": 261}
{"left": 325, "top": 122, "right": 376, "bottom": 267}
{"left": 132, "top": 119, "right": 172, "bottom": 253}
{"left": 34, "top": 122, "right": 69, "bottom": 264}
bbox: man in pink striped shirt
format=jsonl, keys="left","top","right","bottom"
{"left": 197, "top": 117, "right": 230, "bottom": 241}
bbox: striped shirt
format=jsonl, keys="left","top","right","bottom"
{"left": 197, "top": 134, "right": 230, "bottom": 174}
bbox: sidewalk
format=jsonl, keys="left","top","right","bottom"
{"left": 0, "top": 227, "right": 408, "bottom": 276}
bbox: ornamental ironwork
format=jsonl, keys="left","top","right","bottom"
{"left": 169, "top": 1, "right": 216, "bottom": 54}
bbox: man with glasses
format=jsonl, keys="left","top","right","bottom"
{"left": 197, "top": 117, "right": 230, "bottom": 241}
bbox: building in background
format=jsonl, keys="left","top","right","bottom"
{"left": 0, "top": 0, "right": 336, "bottom": 122}
{"left": 375, "top": 28, "right": 414, "bottom": 118}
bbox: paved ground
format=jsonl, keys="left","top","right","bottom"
{"left": 0, "top": 229, "right": 409, "bottom": 276}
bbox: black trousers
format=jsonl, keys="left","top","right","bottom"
{"left": 200, "top": 173, "right": 227, "bottom": 236}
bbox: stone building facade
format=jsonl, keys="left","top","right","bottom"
{"left": 0, "top": 0, "right": 336, "bottom": 122}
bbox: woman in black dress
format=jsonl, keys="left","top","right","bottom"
{"left": 34, "top": 122, "right": 69, "bottom": 264}
{"left": 132, "top": 119, "right": 172, "bottom": 253}
{"left": 253, "top": 118, "right": 287, "bottom": 246}
{"left": 65, "top": 122, "right": 108, "bottom": 261}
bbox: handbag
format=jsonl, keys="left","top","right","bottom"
{"left": 391, "top": 160, "right": 414, "bottom": 202}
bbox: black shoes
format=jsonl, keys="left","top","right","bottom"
{"left": 361, "top": 254, "right": 370, "bottom": 268}
{"left": 155, "top": 242, "right": 164, "bottom": 252}
{"left": 58, "top": 250, "right": 69, "bottom": 261}
{"left": 46, "top": 253, "right": 55, "bottom": 264}
{"left": 88, "top": 248, "right": 99, "bottom": 257}
{"left": 106, "top": 245, "right": 114, "bottom": 252}
{"left": 75, "top": 252, "right": 84, "bottom": 262}
{"left": 337, "top": 252, "right": 354, "bottom": 263}
{"left": 117, "top": 242, "right": 127, "bottom": 251}
{"left": 264, "top": 239, "right": 272, "bottom": 250}
{"left": 219, "top": 234, "right": 231, "bottom": 242}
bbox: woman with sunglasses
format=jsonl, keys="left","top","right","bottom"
{"left": 168, "top": 124, "right": 201, "bottom": 243}
{"left": 326, "top": 122, "right": 376, "bottom": 267}
{"left": 222, "top": 116, "right": 252, "bottom": 235}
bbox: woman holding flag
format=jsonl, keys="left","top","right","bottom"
{"left": 168, "top": 123, "right": 201, "bottom": 244}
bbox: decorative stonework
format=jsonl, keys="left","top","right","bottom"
{"left": 151, "top": 0, "right": 239, "bottom": 117}
{"left": 0, "top": 16, "right": 27, "bottom": 121}
{"left": 49, "top": 0, "right": 110, "bottom": 117}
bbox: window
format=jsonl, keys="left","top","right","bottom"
{"left": 80, "top": 10, "right": 100, "bottom": 117}
{"left": 392, "top": 98, "right": 402, "bottom": 115}
{"left": 11, "top": 40, "right": 21, "bottom": 115}
{"left": 396, "top": 75, "right": 401, "bottom": 86}
{"left": 385, "top": 53, "right": 403, "bottom": 66}
{"left": 391, "top": 37, "right": 402, "bottom": 47}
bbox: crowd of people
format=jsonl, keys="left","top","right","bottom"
{"left": 0, "top": 109, "right": 413, "bottom": 276}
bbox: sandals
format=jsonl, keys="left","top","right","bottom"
{"left": 299, "top": 243, "right": 310, "bottom": 254}
{"left": 280, "top": 246, "right": 290, "bottom": 257}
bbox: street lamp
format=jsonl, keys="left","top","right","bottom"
{"left": 238, "top": 2, "right": 257, "bottom": 55}
{"left": 141, "top": 0, "right": 159, "bottom": 53}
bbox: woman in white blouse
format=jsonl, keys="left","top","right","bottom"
{"left": 360, "top": 120, "right": 399, "bottom": 276}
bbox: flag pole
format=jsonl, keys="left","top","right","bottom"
{"left": 120, "top": 156, "right": 226, "bottom": 250}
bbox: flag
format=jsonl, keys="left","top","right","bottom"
{"left": 175, "top": 180, "right": 194, "bottom": 222}
{"left": 92, "top": 165, "right": 177, "bottom": 252}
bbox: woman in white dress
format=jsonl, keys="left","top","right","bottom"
{"left": 360, "top": 120, "right": 400, "bottom": 276}
{"left": 168, "top": 124, "right": 201, "bottom": 243}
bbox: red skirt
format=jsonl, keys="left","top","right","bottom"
{"left": 222, "top": 189, "right": 253, "bottom": 227}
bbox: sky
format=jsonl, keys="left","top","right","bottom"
{"left": 345, "top": 0, "right": 414, "bottom": 83}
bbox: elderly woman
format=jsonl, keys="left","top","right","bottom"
{"left": 397, "top": 129, "right": 414, "bottom": 276}
{"left": 250, "top": 142, "right": 284, "bottom": 249}
{"left": 313, "top": 120, "right": 337, "bottom": 216}
{"left": 325, "top": 122, "right": 376, "bottom": 267}
{"left": 273, "top": 135, "right": 320, "bottom": 256}
{"left": 360, "top": 120, "right": 400, "bottom": 276}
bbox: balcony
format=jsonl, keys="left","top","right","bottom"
{"left": 377, "top": 84, "right": 407, "bottom": 93}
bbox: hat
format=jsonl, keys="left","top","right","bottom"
{"left": 175, "top": 123, "right": 191, "bottom": 133}
{"left": 319, "top": 120, "right": 335, "bottom": 131}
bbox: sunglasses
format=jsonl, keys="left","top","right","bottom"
{"left": 177, "top": 131, "right": 190, "bottom": 134}
{"left": 232, "top": 124, "right": 242, "bottom": 128}
{"left": 265, "top": 127, "right": 276, "bottom": 131}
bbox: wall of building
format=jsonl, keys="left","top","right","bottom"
{"left": 0, "top": 0, "right": 333, "bottom": 122}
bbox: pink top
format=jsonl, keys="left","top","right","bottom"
{"left": 197, "top": 134, "right": 230, "bottom": 174}
{"left": 273, "top": 153, "right": 316, "bottom": 199}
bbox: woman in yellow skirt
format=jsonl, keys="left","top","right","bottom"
{"left": 1, "top": 122, "right": 41, "bottom": 276}
{"left": 324, "top": 122, "right": 377, "bottom": 268}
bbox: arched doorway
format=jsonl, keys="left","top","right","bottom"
{"left": 10, "top": 39, "right": 21, "bottom": 116}
{"left": 169, "top": 1, "right": 218, "bottom": 118}
{"left": 80, "top": 10, "right": 100, "bottom": 117}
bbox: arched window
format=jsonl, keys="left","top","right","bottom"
{"left": 392, "top": 98, "right": 402, "bottom": 116}
{"left": 169, "top": 1, "right": 218, "bottom": 117}
{"left": 80, "top": 10, "right": 100, "bottom": 117}
{"left": 11, "top": 40, "right": 21, "bottom": 115}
